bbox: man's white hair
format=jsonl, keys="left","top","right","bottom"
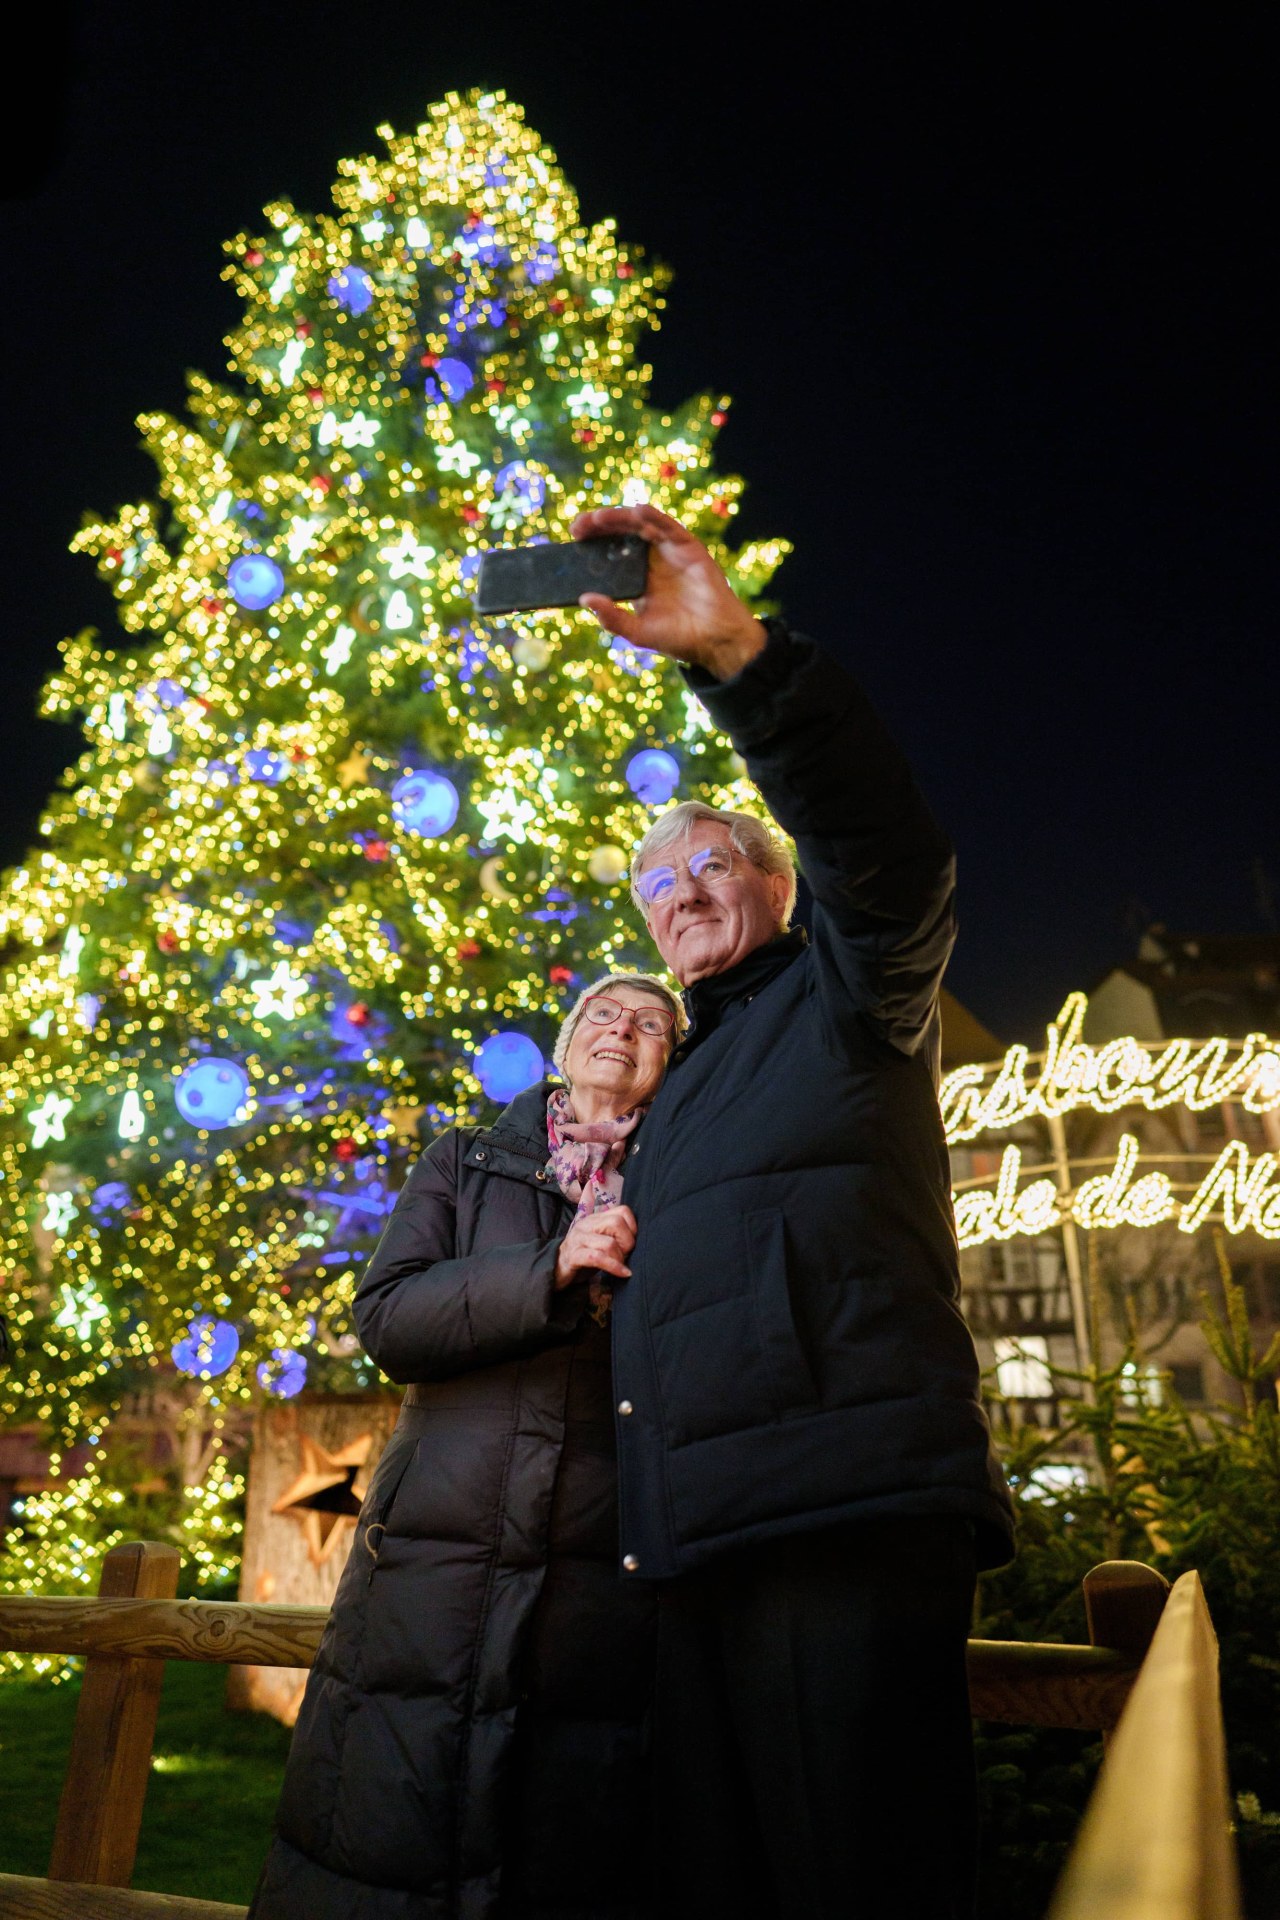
{"left": 630, "top": 802, "right": 797, "bottom": 925}
{"left": 552, "top": 971, "right": 688, "bottom": 1081}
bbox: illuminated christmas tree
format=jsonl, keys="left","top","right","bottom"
{"left": 0, "top": 90, "right": 785, "bottom": 1580}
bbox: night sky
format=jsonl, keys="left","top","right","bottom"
{"left": 1, "top": 8, "right": 1272, "bottom": 1042}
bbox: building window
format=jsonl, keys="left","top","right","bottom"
{"left": 994, "top": 1335, "right": 1053, "bottom": 1400}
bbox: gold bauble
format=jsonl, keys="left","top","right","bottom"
{"left": 511, "top": 634, "right": 551, "bottom": 671}
{"left": 587, "top": 844, "right": 628, "bottom": 885}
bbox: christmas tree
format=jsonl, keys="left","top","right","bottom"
{"left": 0, "top": 90, "right": 785, "bottom": 1604}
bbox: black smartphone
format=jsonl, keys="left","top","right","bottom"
{"left": 474, "top": 535, "right": 648, "bottom": 615}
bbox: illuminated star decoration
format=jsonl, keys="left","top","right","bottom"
{"left": 42, "top": 1192, "right": 78, "bottom": 1234}
{"left": 250, "top": 961, "right": 309, "bottom": 1021}
{"left": 437, "top": 440, "right": 482, "bottom": 476}
{"left": 28, "top": 1093, "right": 73, "bottom": 1149}
{"left": 54, "top": 1282, "right": 108, "bottom": 1343}
{"left": 380, "top": 530, "right": 436, "bottom": 581}
{"left": 323, "top": 625, "right": 356, "bottom": 675}
{"left": 271, "top": 1430, "right": 374, "bottom": 1567}
{"left": 475, "top": 788, "right": 539, "bottom": 844}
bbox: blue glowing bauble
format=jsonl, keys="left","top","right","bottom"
{"left": 626, "top": 749, "right": 680, "bottom": 806}
{"left": 525, "top": 241, "right": 559, "bottom": 285}
{"left": 455, "top": 220, "right": 507, "bottom": 267}
{"left": 227, "top": 555, "right": 285, "bottom": 610}
{"left": 257, "top": 1347, "right": 307, "bottom": 1398}
{"left": 244, "top": 748, "right": 288, "bottom": 785}
{"left": 174, "top": 1057, "right": 250, "bottom": 1129}
{"left": 392, "top": 769, "right": 460, "bottom": 838}
{"left": 328, "top": 266, "right": 374, "bottom": 315}
{"left": 90, "top": 1181, "right": 132, "bottom": 1220}
{"left": 474, "top": 1031, "right": 545, "bottom": 1103}
{"left": 435, "top": 357, "right": 474, "bottom": 402}
{"left": 495, "top": 462, "right": 547, "bottom": 511}
{"left": 172, "top": 1315, "right": 239, "bottom": 1379}
{"left": 154, "top": 678, "right": 186, "bottom": 708}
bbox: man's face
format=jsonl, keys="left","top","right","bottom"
{"left": 638, "top": 822, "right": 790, "bottom": 985}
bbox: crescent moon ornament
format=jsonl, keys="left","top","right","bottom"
{"left": 479, "top": 856, "right": 516, "bottom": 902}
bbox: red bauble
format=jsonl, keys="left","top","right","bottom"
{"left": 548, "top": 299, "right": 566, "bottom": 316}
{"left": 420, "top": 352, "right": 440, "bottom": 369}
{"left": 711, "top": 497, "right": 731, "bottom": 518}
{"left": 577, "top": 429, "right": 597, "bottom": 446}
{"left": 460, "top": 506, "right": 481, "bottom": 525}
{"left": 345, "top": 1002, "right": 371, "bottom": 1027}
{"left": 334, "top": 1136, "right": 359, "bottom": 1161}
{"left": 200, "top": 596, "right": 224, "bottom": 615}
{"left": 364, "top": 839, "right": 390, "bottom": 863}
{"left": 549, "top": 965, "right": 574, "bottom": 986}
{"left": 244, "top": 248, "right": 264, "bottom": 267}
{"left": 710, "top": 409, "right": 728, "bottom": 427}
{"left": 305, "top": 387, "right": 324, "bottom": 403}
{"left": 288, "top": 746, "right": 308, "bottom": 762}
{"left": 659, "top": 462, "right": 678, "bottom": 479}
{"left": 617, "top": 262, "right": 635, "bottom": 279}
{"left": 156, "top": 930, "right": 180, "bottom": 954}
{"left": 310, "top": 473, "right": 332, "bottom": 494}
{"left": 295, "top": 319, "right": 313, "bottom": 338}
{"left": 485, "top": 379, "right": 506, "bottom": 394}
{"left": 105, "top": 546, "right": 123, "bottom": 565}
{"left": 457, "top": 939, "right": 482, "bottom": 961}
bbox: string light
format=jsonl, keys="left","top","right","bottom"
{"left": 941, "top": 991, "right": 1280, "bottom": 1142}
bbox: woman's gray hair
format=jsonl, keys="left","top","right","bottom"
{"left": 629, "top": 801, "right": 797, "bottom": 925}
{"left": 553, "top": 971, "right": 688, "bottom": 1081}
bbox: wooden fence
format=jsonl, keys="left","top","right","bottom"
{"left": 0, "top": 1543, "right": 1242, "bottom": 1919}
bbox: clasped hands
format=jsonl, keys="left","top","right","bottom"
{"left": 554, "top": 1205, "right": 638, "bottom": 1291}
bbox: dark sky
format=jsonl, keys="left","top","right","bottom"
{"left": 1, "top": 6, "right": 1273, "bottom": 1042}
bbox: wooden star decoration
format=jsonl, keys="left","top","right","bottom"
{"left": 270, "top": 1430, "right": 374, "bottom": 1567}
{"left": 336, "top": 745, "right": 372, "bottom": 791}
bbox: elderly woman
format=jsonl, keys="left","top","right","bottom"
{"left": 251, "top": 971, "right": 685, "bottom": 1920}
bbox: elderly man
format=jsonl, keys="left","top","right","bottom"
{"left": 573, "top": 504, "right": 1014, "bottom": 1920}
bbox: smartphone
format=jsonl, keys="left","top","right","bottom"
{"left": 474, "top": 535, "right": 649, "bottom": 616}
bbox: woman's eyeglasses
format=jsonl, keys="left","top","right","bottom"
{"left": 581, "top": 996, "right": 677, "bottom": 1038}
{"left": 634, "top": 844, "right": 736, "bottom": 907}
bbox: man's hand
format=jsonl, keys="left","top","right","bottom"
{"left": 571, "top": 504, "right": 766, "bottom": 682}
{"left": 554, "top": 1204, "right": 638, "bottom": 1290}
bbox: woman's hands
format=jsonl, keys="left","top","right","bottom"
{"left": 554, "top": 1204, "right": 638, "bottom": 1290}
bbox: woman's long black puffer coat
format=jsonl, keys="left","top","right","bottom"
{"left": 251, "top": 1082, "right": 656, "bottom": 1920}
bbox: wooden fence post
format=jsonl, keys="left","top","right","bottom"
{"left": 46, "top": 1539, "right": 181, "bottom": 1887}
{"left": 1083, "top": 1558, "right": 1170, "bottom": 1751}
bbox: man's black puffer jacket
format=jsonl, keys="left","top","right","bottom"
{"left": 251, "top": 1083, "right": 656, "bottom": 1920}
{"left": 609, "top": 623, "right": 1016, "bottom": 1583}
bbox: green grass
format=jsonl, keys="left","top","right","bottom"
{"left": 0, "top": 1661, "right": 293, "bottom": 1905}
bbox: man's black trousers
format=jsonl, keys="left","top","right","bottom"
{"left": 652, "top": 1514, "right": 978, "bottom": 1920}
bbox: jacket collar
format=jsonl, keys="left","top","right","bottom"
{"left": 679, "top": 926, "right": 808, "bottom": 1050}
{"left": 478, "top": 1078, "right": 558, "bottom": 1163}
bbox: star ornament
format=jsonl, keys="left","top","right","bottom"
{"left": 336, "top": 745, "right": 372, "bottom": 791}
{"left": 28, "top": 1092, "right": 73, "bottom": 1148}
{"left": 250, "top": 960, "right": 309, "bottom": 1021}
{"left": 271, "top": 1431, "right": 374, "bottom": 1568}
{"left": 380, "top": 529, "right": 436, "bottom": 581}
{"left": 323, "top": 624, "right": 356, "bottom": 676}
{"left": 382, "top": 1101, "right": 427, "bottom": 1143}
{"left": 437, "top": 440, "right": 481, "bottom": 477}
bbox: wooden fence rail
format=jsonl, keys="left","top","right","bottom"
{"left": 0, "top": 1543, "right": 1243, "bottom": 1920}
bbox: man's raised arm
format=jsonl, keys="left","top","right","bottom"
{"left": 572, "top": 506, "right": 955, "bottom": 1062}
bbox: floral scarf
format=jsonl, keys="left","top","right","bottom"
{"left": 546, "top": 1087, "right": 646, "bottom": 1322}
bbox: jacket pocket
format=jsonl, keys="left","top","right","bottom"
{"left": 357, "top": 1426, "right": 418, "bottom": 1569}
{"left": 746, "top": 1207, "right": 820, "bottom": 1414}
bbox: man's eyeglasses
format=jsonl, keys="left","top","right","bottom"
{"left": 581, "top": 996, "right": 677, "bottom": 1038}
{"left": 634, "top": 844, "right": 736, "bottom": 907}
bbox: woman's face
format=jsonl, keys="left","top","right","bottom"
{"left": 563, "top": 985, "right": 673, "bottom": 1111}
